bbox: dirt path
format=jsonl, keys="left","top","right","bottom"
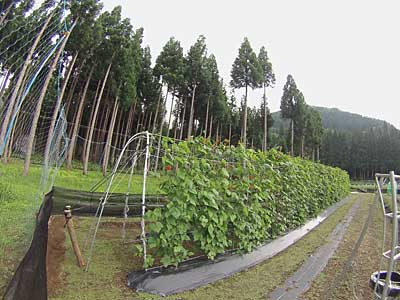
{"left": 47, "top": 216, "right": 66, "bottom": 297}
{"left": 268, "top": 196, "right": 362, "bottom": 300}
{"left": 301, "top": 193, "right": 383, "bottom": 300}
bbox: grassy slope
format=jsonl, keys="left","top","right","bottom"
{"left": 0, "top": 160, "right": 161, "bottom": 294}
{"left": 0, "top": 160, "right": 43, "bottom": 293}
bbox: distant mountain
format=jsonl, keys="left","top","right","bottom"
{"left": 268, "top": 106, "right": 400, "bottom": 179}
{"left": 271, "top": 106, "right": 396, "bottom": 132}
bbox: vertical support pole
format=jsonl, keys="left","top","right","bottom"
{"left": 382, "top": 171, "right": 398, "bottom": 299}
{"left": 64, "top": 206, "right": 85, "bottom": 268}
{"left": 154, "top": 134, "right": 162, "bottom": 172}
{"left": 374, "top": 176, "right": 388, "bottom": 298}
{"left": 141, "top": 131, "right": 150, "bottom": 267}
{"left": 122, "top": 140, "right": 142, "bottom": 239}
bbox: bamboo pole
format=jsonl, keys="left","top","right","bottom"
{"left": 64, "top": 206, "right": 85, "bottom": 268}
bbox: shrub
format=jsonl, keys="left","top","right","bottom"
{"left": 144, "top": 137, "right": 350, "bottom": 267}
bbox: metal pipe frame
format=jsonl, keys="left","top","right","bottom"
{"left": 85, "top": 131, "right": 149, "bottom": 272}
{"left": 374, "top": 171, "right": 399, "bottom": 300}
{"left": 382, "top": 172, "right": 399, "bottom": 299}
{"left": 373, "top": 177, "right": 388, "bottom": 299}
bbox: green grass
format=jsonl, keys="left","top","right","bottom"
{"left": 0, "top": 159, "right": 161, "bottom": 294}
{"left": 350, "top": 180, "right": 376, "bottom": 190}
{"left": 302, "top": 193, "right": 379, "bottom": 299}
{"left": 0, "top": 161, "right": 42, "bottom": 293}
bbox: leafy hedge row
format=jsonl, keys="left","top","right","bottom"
{"left": 144, "top": 138, "right": 350, "bottom": 267}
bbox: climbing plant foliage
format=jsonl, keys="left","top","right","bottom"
{"left": 144, "top": 137, "right": 350, "bottom": 267}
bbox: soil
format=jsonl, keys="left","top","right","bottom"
{"left": 46, "top": 216, "right": 66, "bottom": 297}
{"left": 96, "top": 220, "right": 141, "bottom": 240}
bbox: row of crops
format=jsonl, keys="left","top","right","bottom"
{"left": 142, "top": 138, "right": 350, "bottom": 267}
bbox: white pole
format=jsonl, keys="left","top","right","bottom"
{"left": 122, "top": 140, "right": 142, "bottom": 238}
{"left": 382, "top": 171, "right": 398, "bottom": 299}
{"left": 141, "top": 131, "right": 150, "bottom": 267}
{"left": 85, "top": 131, "right": 147, "bottom": 271}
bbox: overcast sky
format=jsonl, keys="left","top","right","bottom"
{"left": 103, "top": 0, "right": 399, "bottom": 128}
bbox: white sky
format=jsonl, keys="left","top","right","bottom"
{"left": 104, "top": 0, "right": 400, "bottom": 128}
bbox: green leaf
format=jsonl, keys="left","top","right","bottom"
{"left": 221, "top": 168, "right": 229, "bottom": 178}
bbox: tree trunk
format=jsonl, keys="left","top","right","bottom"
{"left": 66, "top": 67, "right": 94, "bottom": 169}
{"left": 228, "top": 123, "right": 232, "bottom": 145}
{"left": 23, "top": 32, "right": 69, "bottom": 176}
{"left": 3, "top": 111, "right": 18, "bottom": 163}
{"left": 83, "top": 61, "right": 113, "bottom": 175}
{"left": 123, "top": 100, "right": 136, "bottom": 147}
{"left": 154, "top": 86, "right": 169, "bottom": 172}
{"left": 64, "top": 57, "right": 87, "bottom": 119}
{"left": 110, "top": 108, "right": 122, "bottom": 164}
{"left": 141, "top": 111, "right": 148, "bottom": 133}
{"left": 166, "top": 92, "right": 174, "bottom": 137}
{"left": 0, "top": 4, "right": 13, "bottom": 26}
{"left": 102, "top": 99, "right": 119, "bottom": 176}
{"left": 187, "top": 84, "right": 197, "bottom": 139}
{"left": 136, "top": 112, "right": 143, "bottom": 134}
{"left": 263, "top": 83, "right": 267, "bottom": 152}
{"left": 95, "top": 102, "right": 108, "bottom": 159}
{"left": 118, "top": 115, "right": 126, "bottom": 150}
{"left": 179, "top": 97, "right": 186, "bottom": 140}
{"left": 148, "top": 111, "right": 153, "bottom": 130}
{"left": 208, "top": 115, "right": 213, "bottom": 139}
{"left": 123, "top": 103, "right": 133, "bottom": 146}
{"left": 81, "top": 80, "right": 100, "bottom": 162}
{"left": 204, "top": 97, "right": 209, "bottom": 138}
{"left": 316, "top": 146, "right": 320, "bottom": 161}
{"left": 64, "top": 72, "right": 80, "bottom": 118}
{"left": 0, "top": 11, "right": 54, "bottom": 155}
{"left": 95, "top": 104, "right": 110, "bottom": 161}
{"left": 2, "top": 87, "right": 23, "bottom": 162}
{"left": 216, "top": 122, "right": 220, "bottom": 143}
{"left": 242, "top": 84, "right": 248, "bottom": 148}
{"left": 44, "top": 52, "right": 78, "bottom": 165}
{"left": 0, "top": 70, "right": 10, "bottom": 105}
{"left": 152, "top": 91, "right": 162, "bottom": 133}
{"left": 301, "top": 135, "right": 305, "bottom": 158}
{"left": 290, "top": 119, "right": 294, "bottom": 156}
{"left": 173, "top": 110, "right": 179, "bottom": 140}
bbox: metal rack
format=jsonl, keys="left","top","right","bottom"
{"left": 371, "top": 172, "right": 400, "bottom": 300}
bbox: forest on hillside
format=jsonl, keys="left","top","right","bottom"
{"left": 272, "top": 107, "right": 391, "bottom": 132}
{"left": 0, "top": 0, "right": 398, "bottom": 179}
{"left": 271, "top": 108, "right": 400, "bottom": 179}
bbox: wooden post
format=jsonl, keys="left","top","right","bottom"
{"left": 64, "top": 206, "right": 85, "bottom": 268}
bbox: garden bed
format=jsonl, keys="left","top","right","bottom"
{"left": 127, "top": 195, "right": 352, "bottom": 296}
{"left": 40, "top": 198, "right": 349, "bottom": 298}
{"left": 45, "top": 194, "right": 361, "bottom": 300}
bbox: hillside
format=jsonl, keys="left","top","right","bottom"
{"left": 271, "top": 106, "right": 396, "bottom": 132}
{"left": 269, "top": 106, "right": 400, "bottom": 179}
